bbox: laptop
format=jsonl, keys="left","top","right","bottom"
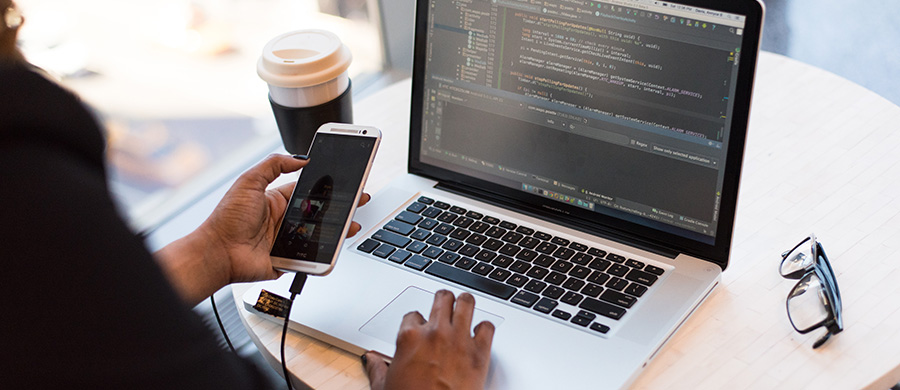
{"left": 244, "top": 0, "right": 764, "bottom": 388}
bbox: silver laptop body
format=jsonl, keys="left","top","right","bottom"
{"left": 245, "top": 0, "right": 764, "bottom": 388}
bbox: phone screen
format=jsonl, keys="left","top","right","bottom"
{"left": 271, "top": 132, "right": 377, "bottom": 264}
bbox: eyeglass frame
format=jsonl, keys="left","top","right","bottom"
{"left": 780, "top": 233, "right": 843, "bottom": 349}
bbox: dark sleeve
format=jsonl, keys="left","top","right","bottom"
{"left": 0, "top": 65, "right": 272, "bottom": 389}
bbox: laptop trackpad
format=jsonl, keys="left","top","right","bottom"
{"left": 360, "top": 286, "right": 505, "bottom": 345}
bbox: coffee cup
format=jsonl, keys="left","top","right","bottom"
{"left": 257, "top": 29, "right": 353, "bottom": 154}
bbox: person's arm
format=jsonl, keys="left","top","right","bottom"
{"left": 154, "top": 154, "right": 369, "bottom": 306}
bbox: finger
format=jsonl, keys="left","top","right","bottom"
{"left": 473, "top": 321, "right": 496, "bottom": 355}
{"left": 452, "top": 292, "right": 476, "bottom": 332}
{"left": 399, "top": 310, "right": 426, "bottom": 333}
{"left": 245, "top": 154, "right": 307, "bottom": 190}
{"left": 362, "top": 351, "right": 389, "bottom": 390}
{"left": 428, "top": 290, "right": 456, "bottom": 325}
{"left": 273, "top": 182, "right": 297, "bottom": 202}
{"left": 357, "top": 192, "right": 372, "bottom": 207}
{"left": 347, "top": 222, "right": 362, "bottom": 238}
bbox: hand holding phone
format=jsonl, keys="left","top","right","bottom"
{"left": 270, "top": 123, "right": 381, "bottom": 275}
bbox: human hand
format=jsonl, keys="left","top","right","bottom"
{"left": 363, "top": 290, "right": 495, "bottom": 390}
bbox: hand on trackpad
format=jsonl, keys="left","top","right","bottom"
{"left": 360, "top": 286, "right": 505, "bottom": 345}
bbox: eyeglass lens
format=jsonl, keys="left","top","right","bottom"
{"left": 787, "top": 272, "right": 830, "bottom": 332}
{"left": 781, "top": 237, "right": 814, "bottom": 278}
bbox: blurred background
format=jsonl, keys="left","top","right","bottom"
{"left": 10, "top": 0, "right": 899, "bottom": 387}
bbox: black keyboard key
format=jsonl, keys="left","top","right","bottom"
{"left": 449, "top": 228, "right": 471, "bottom": 240}
{"left": 509, "top": 260, "right": 531, "bottom": 274}
{"left": 442, "top": 239, "right": 464, "bottom": 252}
{"left": 422, "top": 207, "right": 442, "bottom": 218}
{"left": 590, "top": 323, "right": 611, "bottom": 334}
{"left": 388, "top": 250, "right": 412, "bottom": 263}
{"left": 437, "top": 211, "right": 458, "bottom": 223}
{"left": 600, "top": 290, "right": 637, "bottom": 308}
{"left": 542, "top": 286, "right": 565, "bottom": 299}
{"left": 550, "top": 260, "right": 574, "bottom": 273}
{"left": 449, "top": 206, "right": 467, "bottom": 214}
{"left": 433, "top": 201, "right": 451, "bottom": 209}
{"left": 459, "top": 244, "right": 481, "bottom": 257}
{"left": 569, "top": 242, "right": 589, "bottom": 252}
{"left": 581, "top": 283, "right": 604, "bottom": 298}
{"left": 534, "top": 298, "right": 558, "bottom": 314}
{"left": 533, "top": 255, "right": 555, "bottom": 268}
{"left": 511, "top": 291, "right": 540, "bottom": 308}
{"left": 475, "top": 249, "right": 497, "bottom": 262}
{"left": 626, "top": 259, "right": 645, "bottom": 269}
{"left": 357, "top": 239, "right": 380, "bottom": 253}
{"left": 418, "top": 218, "right": 439, "bottom": 230}
{"left": 385, "top": 220, "right": 416, "bottom": 236}
{"left": 553, "top": 247, "right": 575, "bottom": 260}
{"left": 395, "top": 211, "right": 423, "bottom": 225}
{"left": 482, "top": 216, "right": 501, "bottom": 225}
{"left": 524, "top": 279, "right": 547, "bottom": 293}
{"left": 606, "top": 253, "right": 627, "bottom": 263}
{"left": 499, "top": 221, "right": 517, "bottom": 230}
{"left": 519, "top": 236, "right": 540, "bottom": 249}
{"left": 422, "top": 246, "right": 443, "bottom": 259}
{"left": 577, "top": 310, "right": 597, "bottom": 321}
{"left": 571, "top": 315, "right": 592, "bottom": 327}
{"left": 455, "top": 257, "right": 476, "bottom": 270}
{"left": 501, "top": 231, "right": 524, "bottom": 244}
{"left": 624, "top": 283, "right": 649, "bottom": 297}
{"left": 426, "top": 234, "right": 448, "bottom": 246}
{"left": 498, "top": 244, "right": 520, "bottom": 256}
{"left": 587, "top": 271, "right": 610, "bottom": 285}
{"left": 405, "top": 255, "right": 432, "bottom": 271}
{"left": 534, "top": 231, "right": 553, "bottom": 241}
{"left": 588, "top": 258, "right": 611, "bottom": 271}
{"left": 372, "top": 230, "right": 411, "bottom": 248}
{"left": 407, "top": 241, "right": 427, "bottom": 253}
{"left": 562, "top": 278, "right": 586, "bottom": 292}
{"left": 545, "top": 272, "right": 567, "bottom": 286}
{"left": 645, "top": 265, "right": 665, "bottom": 275}
{"left": 535, "top": 242, "right": 558, "bottom": 255}
{"left": 406, "top": 202, "right": 427, "bottom": 213}
{"left": 465, "top": 211, "right": 484, "bottom": 219}
{"left": 625, "top": 269, "right": 659, "bottom": 286}
{"left": 434, "top": 223, "right": 455, "bottom": 235}
{"left": 516, "top": 226, "right": 535, "bottom": 235}
{"left": 506, "top": 273, "right": 529, "bottom": 287}
{"left": 469, "top": 221, "right": 490, "bottom": 234}
{"left": 551, "top": 237, "right": 570, "bottom": 246}
{"left": 579, "top": 298, "right": 627, "bottom": 320}
{"left": 552, "top": 310, "right": 572, "bottom": 321}
{"left": 588, "top": 247, "right": 607, "bottom": 257}
{"left": 472, "top": 262, "right": 494, "bottom": 276}
{"left": 425, "top": 262, "right": 516, "bottom": 300}
{"left": 608, "top": 264, "right": 629, "bottom": 277}
{"left": 561, "top": 291, "right": 584, "bottom": 306}
{"left": 482, "top": 238, "right": 504, "bottom": 251}
{"left": 466, "top": 233, "right": 487, "bottom": 246}
{"left": 485, "top": 226, "right": 507, "bottom": 238}
{"left": 606, "top": 277, "right": 629, "bottom": 291}
{"left": 417, "top": 196, "right": 434, "bottom": 205}
{"left": 526, "top": 266, "right": 550, "bottom": 280}
{"left": 373, "top": 245, "right": 395, "bottom": 258}
{"left": 571, "top": 252, "right": 593, "bottom": 265}
{"left": 487, "top": 254, "right": 511, "bottom": 268}
{"left": 488, "top": 268, "right": 512, "bottom": 282}
{"left": 410, "top": 229, "right": 431, "bottom": 241}
{"left": 569, "top": 265, "right": 591, "bottom": 279}
{"left": 453, "top": 217, "right": 474, "bottom": 229}
{"left": 515, "top": 249, "right": 538, "bottom": 262}
{"left": 438, "top": 252, "right": 460, "bottom": 264}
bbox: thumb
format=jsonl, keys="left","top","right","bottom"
{"left": 362, "top": 351, "right": 389, "bottom": 390}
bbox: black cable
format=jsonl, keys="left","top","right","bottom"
{"left": 210, "top": 294, "right": 236, "bottom": 353}
{"left": 281, "top": 273, "right": 309, "bottom": 390}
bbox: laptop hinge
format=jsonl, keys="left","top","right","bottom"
{"left": 434, "top": 181, "right": 679, "bottom": 259}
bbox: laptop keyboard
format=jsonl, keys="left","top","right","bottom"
{"left": 356, "top": 196, "right": 666, "bottom": 335}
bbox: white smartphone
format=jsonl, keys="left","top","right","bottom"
{"left": 270, "top": 123, "right": 381, "bottom": 275}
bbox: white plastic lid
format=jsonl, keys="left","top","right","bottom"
{"left": 257, "top": 30, "right": 352, "bottom": 88}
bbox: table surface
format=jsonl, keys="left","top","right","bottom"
{"left": 231, "top": 51, "right": 900, "bottom": 390}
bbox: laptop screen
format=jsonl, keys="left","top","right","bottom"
{"left": 411, "top": 0, "right": 760, "bottom": 262}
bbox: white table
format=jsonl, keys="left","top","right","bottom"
{"left": 232, "top": 51, "right": 900, "bottom": 389}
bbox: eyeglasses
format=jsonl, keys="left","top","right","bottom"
{"left": 780, "top": 234, "right": 843, "bottom": 348}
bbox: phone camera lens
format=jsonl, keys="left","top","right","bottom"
{"left": 362, "top": 130, "right": 368, "bottom": 134}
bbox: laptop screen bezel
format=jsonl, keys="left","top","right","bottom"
{"left": 407, "top": 0, "right": 765, "bottom": 270}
